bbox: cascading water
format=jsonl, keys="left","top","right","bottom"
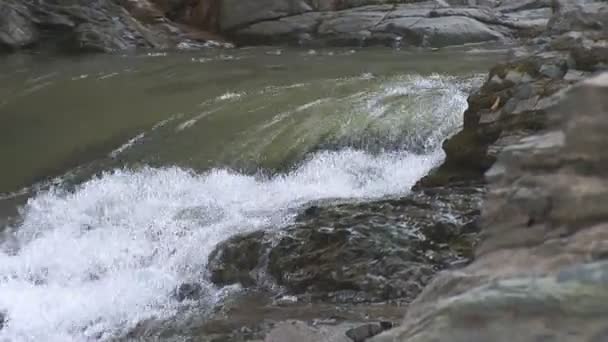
{"left": 0, "top": 48, "right": 489, "bottom": 341}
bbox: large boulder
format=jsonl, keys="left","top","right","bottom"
{"left": 0, "top": 0, "right": 224, "bottom": 53}
{"left": 547, "top": 0, "right": 608, "bottom": 34}
{"left": 209, "top": 185, "right": 482, "bottom": 303}
{"left": 233, "top": 12, "right": 327, "bottom": 45}
{"left": 0, "top": 0, "right": 165, "bottom": 52}
{"left": 228, "top": 0, "right": 556, "bottom": 47}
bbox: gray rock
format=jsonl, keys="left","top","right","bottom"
{"left": 346, "top": 322, "right": 390, "bottom": 342}
{"left": 208, "top": 231, "right": 270, "bottom": 287}
{"left": 380, "top": 73, "right": 608, "bottom": 342}
{"left": 445, "top": 0, "right": 500, "bottom": 7}
{"left": 539, "top": 63, "right": 566, "bottom": 79}
{"left": 321, "top": 8, "right": 386, "bottom": 33}
{"left": 220, "top": 0, "right": 313, "bottom": 31}
{"left": 563, "top": 69, "right": 588, "bottom": 82}
{"left": 497, "top": 0, "right": 551, "bottom": 13}
{"left": 372, "top": 261, "right": 608, "bottom": 342}
{"left": 228, "top": 0, "right": 551, "bottom": 47}
{"left": 547, "top": 0, "right": 608, "bottom": 34}
{"left": 0, "top": 2, "right": 37, "bottom": 50}
{"left": 174, "top": 282, "right": 203, "bottom": 302}
{"left": 376, "top": 15, "right": 504, "bottom": 47}
{"left": 570, "top": 39, "right": 608, "bottom": 71}
{"left": 235, "top": 12, "right": 327, "bottom": 44}
{"left": 264, "top": 320, "right": 352, "bottom": 342}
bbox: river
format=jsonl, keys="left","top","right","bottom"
{"left": 0, "top": 46, "right": 504, "bottom": 341}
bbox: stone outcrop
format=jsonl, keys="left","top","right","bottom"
{"left": 372, "top": 70, "right": 608, "bottom": 342}
{"left": 419, "top": 0, "right": 608, "bottom": 186}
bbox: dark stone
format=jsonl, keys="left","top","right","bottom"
{"left": 208, "top": 231, "right": 269, "bottom": 287}
{"left": 174, "top": 282, "right": 203, "bottom": 302}
{"left": 0, "top": 2, "right": 38, "bottom": 50}
{"left": 379, "top": 321, "right": 393, "bottom": 330}
{"left": 209, "top": 185, "right": 482, "bottom": 304}
{"left": 345, "top": 323, "right": 385, "bottom": 342}
{"left": 303, "top": 205, "right": 322, "bottom": 218}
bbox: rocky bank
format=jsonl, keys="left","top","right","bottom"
{"left": 1, "top": 0, "right": 555, "bottom": 53}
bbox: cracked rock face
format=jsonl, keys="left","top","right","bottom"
{"left": 227, "top": 0, "right": 547, "bottom": 47}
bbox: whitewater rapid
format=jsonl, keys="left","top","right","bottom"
{"left": 0, "top": 73, "right": 472, "bottom": 341}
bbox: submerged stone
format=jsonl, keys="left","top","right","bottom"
{"left": 345, "top": 323, "right": 387, "bottom": 342}
{"left": 208, "top": 184, "right": 482, "bottom": 304}
{"left": 174, "top": 282, "right": 203, "bottom": 302}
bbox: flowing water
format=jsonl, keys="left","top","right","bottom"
{"left": 0, "top": 46, "right": 504, "bottom": 341}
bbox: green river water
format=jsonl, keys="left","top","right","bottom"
{"left": 0, "top": 46, "right": 505, "bottom": 341}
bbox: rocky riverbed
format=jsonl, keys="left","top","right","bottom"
{"left": 1, "top": 0, "right": 608, "bottom": 341}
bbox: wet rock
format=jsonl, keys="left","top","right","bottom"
{"left": 264, "top": 320, "right": 351, "bottom": 342}
{"left": 376, "top": 15, "right": 504, "bottom": 48}
{"left": 0, "top": 0, "right": 160, "bottom": 53}
{"left": 547, "top": 0, "right": 608, "bottom": 34}
{"left": 174, "top": 282, "right": 203, "bottom": 302}
{"left": 539, "top": 63, "right": 565, "bottom": 79}
{"left": 259, "top": 320, "right": 393, "bottom": 342}
{"left": 570, "top": 39, "right": 608, "bottom": 72}
{"left": 208, "top": 231, "right": 270, "bottom": 287}
{"left": 0, "top": 2, "right": 37, "bottom": 50}
{"left": 345, "top": 322, "right": 390, "bottom": 342}
{"left": 220, "top": 0, "right": 313, "bottom": 31}
{"left": 417, "top": 0, "right": 608, "bottom": 187}
{"left": 417, "top": 47, "right": 572, "bottom": 187}
{"left": 233, "top": 12, "right": 327, "bottom": 45}
{"left": 209, "top": 185, "right": 482, "bottom": 304}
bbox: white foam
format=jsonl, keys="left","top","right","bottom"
{"left": 216, "top": 92, "right": 244, "bottom": 101}
{"left": 109, "top": 133, "right": 145, "bottom": 158}
{"left": 0, "top": 148, "right": 442, "bottom": 341}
